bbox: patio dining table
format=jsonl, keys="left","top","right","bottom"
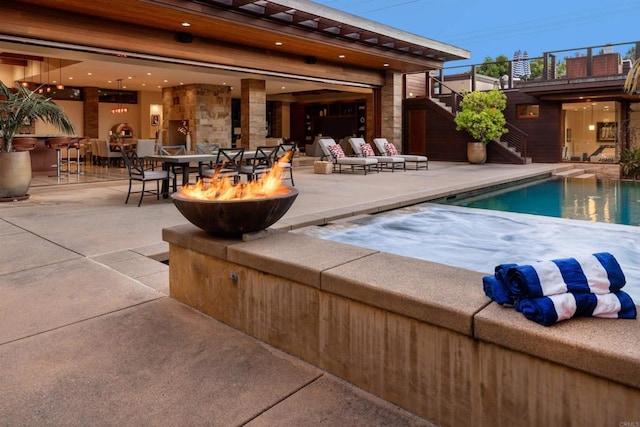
{"left": 146, "top": 151, "right": 257, "bottom": 196}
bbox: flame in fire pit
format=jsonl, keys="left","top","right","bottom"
{"left": 171, "top": 151, "right": 298, "bottom": 236}
{"left": 179, "top": 151, "right": 292, "bottom": 200}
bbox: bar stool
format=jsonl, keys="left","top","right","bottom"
{"left": 12, "top": 137, "right": 38, "bottom": 152}
{"left": 44, "top": 137, "right": 71, "bottom": 177}
{"left": 66, "top": 137, "right": 86, "bottom": 174}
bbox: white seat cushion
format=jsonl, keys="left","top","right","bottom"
{"left": 336, "top": 157, "right": 378, "bottom": 165}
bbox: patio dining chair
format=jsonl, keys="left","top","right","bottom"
{"left": 240, "top": 145, "right": 279, "bottom": 181}
{"left": 196, "top": 143, "right": 221, "bottom": 172}
{"left": 121, "top": 148, "right": 174, "bottom": 206}
{"left": 158, "top": 144, "right": 187, "bottom": 185}
{"left": 136, "top": 139, "right": 158, "bottom": 168}
{"left": 275, "top": 142, "right": 296, "bottom": 186}
{"left": 199, "top": 147, "right": 245, "bottom": 184}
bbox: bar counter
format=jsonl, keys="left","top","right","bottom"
{"left": 15, "top": 135, "right": 68, "bottom": 172}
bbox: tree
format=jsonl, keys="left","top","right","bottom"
{"left": 624, "top": 46, "right": 636, "bottom": 61}
{"left": 476, "top": 55, "right": 510, "bottom": 79}
{"left": 454, "top": 89, "right": 508, "bottom": 144}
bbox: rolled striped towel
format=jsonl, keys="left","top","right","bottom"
{"left": 514, "top": 290, "right": 637, "bottom": 326}
{"left": 482, "top": 263, "right": 518, "bottom": 305}
{"left": 505, "top": 252, "right": 626, "bottom": 299}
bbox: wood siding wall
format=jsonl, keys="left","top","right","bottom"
{"left": 403, "top": 98, "right": 471, "bottom": 162}
{"left": 404, "top": 93, "right": 563, "bottom": 164}
{"left": 504, "top": 91, "right": 562, "bottom": 163}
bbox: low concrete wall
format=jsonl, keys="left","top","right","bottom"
{"left": 164, "top": 225, "right": 640, "bottom": 426}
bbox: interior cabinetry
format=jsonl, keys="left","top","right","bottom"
{"left": 299, "top": 101, "right": 366, "bottom": 145}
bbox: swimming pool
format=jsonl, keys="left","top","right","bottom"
{"left": 298, "top": 192, "right": 640, "bottom": 302}
{"left": 447, "top": 176, "right": 640, "bottom": 226}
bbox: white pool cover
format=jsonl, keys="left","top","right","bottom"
{"left": 299, "top": 204, "right": 640, "bottom": 302}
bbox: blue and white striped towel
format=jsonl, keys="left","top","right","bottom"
{"left": 504, "top": 252, "right": 626, "bottom": 300}
{"left": 515, "top": 290, "right": 637, "bottom": 326}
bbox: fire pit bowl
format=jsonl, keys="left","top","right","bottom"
{"left": 171, "top": 188, "right": 299, "bottom": 237}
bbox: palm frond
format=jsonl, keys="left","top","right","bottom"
{"left": 0, "top": 81, "right": 75, "bottom": 152}
{"left": 624, "top": 60, "right": 640, "bottom": 94}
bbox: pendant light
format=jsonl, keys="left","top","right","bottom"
{"left": 56, "top": 58, "right": 64, "bottom": 90}
{"left": 111, "top": 79, "right": 128, "bottom": 114}
{"left": 37, "top": 61, "right": 44, "bottom": 93}
{"left": 46, "top": 59, "right": 52, "bottom": 93}
{"left": 588, "top": 103, "right": 595, "bottom": 131}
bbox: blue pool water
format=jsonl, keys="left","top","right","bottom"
{"left": 299, "top": 178, "right": 640, "bottom": 302}
{"left": 450, "top": 177, "right": 640, "bottom": 226}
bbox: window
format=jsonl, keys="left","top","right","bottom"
{"left": 516, "top": 104, "right": 539, "bottom": 119}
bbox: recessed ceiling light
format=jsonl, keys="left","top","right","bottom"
{"left": 147, "top": 72, "right": 152, "bottom": 76}
{"left": 142, "top": 83, "right": 146, "bottom": 86}
{"left": 164, "top": 79, "right": 168, "bottom": 83}
{"left": 107, "top": 80, "right": 112, "bottom": 84}
{"left": 281, "top": 86, "right": 285, "bottom": 89}
{"left": 68, "top": 77, "right": 73, "bottom": 80}
{"left": 275, "top": 41, "right": 283, "bottom": 46}
{"left": 87, "top": 72, "right": 92, "bottom": 76}
{"left": 181, "top": 22, "right": 191, "bottom": 27}
{"left": 383, "top": 63, "right": 389, "bottom": 67}
{"left": 127, "top": 76, "right": 133, "bottom": 79}
{"left": 338, "top": 54, "right": 345, "bottom": 58}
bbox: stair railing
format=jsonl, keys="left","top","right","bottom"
{"left": 502, "top": 122, "right": 529, "bottom": 158}
{"left": 427, "top": 75, "right": 464, "bottom": 114}
{"left": 428, "top": 74, "right": 529, "bottom": 158}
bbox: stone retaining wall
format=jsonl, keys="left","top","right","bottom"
{"left": 164, "top": 225, "right": 640, "bottom": 426}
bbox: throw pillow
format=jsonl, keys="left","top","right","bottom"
{"left": 328, "top": 144, "right": 345, "bottom": 159}
{"left": 385, "top": 143, "right": 398, "bottom": 156}
{"left": 360, "top": 143, "right": 375, "bottom": 157}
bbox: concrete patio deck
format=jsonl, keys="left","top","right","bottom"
{"left": 0, "top": 161, "right": 567, "bottom": 425}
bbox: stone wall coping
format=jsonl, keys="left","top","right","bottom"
{"left": 476, "top": 304, "right": 640, "bottom": 388}
{"left": 163, "top": 225, "right": 640, "bottom": 389}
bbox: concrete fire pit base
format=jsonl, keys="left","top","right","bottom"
{"left": 163, "top": 225, "right": 640, "bottom": 425}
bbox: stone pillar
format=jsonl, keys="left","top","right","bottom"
{"left": 241, "top": 79, "right": 266, "bottom": 150}
{"left": 83, "top": 87, "right": 99, "bottom": 138}
{"left": 380, "top": 71, "right": 403, "bottom": 148}
{"left": 163, "top": 84, "right": 231, "bottom": 149}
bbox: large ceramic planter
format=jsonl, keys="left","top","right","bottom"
{"left": 0, "top": 151, "right": 32, "bottom": 200}
{"left": 467, "top": 142, "right": 487, "bottom": 164}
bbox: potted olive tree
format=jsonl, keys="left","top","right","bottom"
{"left": 0, "top": 81, "right": 75, "bottom": 200}
{"left": 454, "top": 89, "right": 508, "bottom": 164}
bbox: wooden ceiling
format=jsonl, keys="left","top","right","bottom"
{"left": 11, "top": 0, "right": 469, "bottom": 74}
